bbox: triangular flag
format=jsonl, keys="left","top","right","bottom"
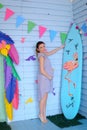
{"left": 60, "top": 32, "right": 67, "bottom": 44}
{"left": 4, "top": 8, "right": 15, "bottom": 21}
{"left": 81, "top": 23, "right": 87, "bottom": 33}
{"left": 28, "top": 21, "right": 36, "bottom": 33}
{"left": 39, "top": 26, "right": 47, "bottom": 38}
{"left": 0, "top": 3, "right": 4, "bottom": 9}
{"left": 49, "top": 30, "right": 57, "bottom": 42}
{"left": 16, "top": 16, "right": 25, "bottom": 27}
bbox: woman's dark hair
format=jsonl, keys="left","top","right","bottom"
{"left": 36, "top": 41, "right": 45, "bottom": 53}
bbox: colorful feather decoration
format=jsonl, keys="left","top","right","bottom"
{"left": 0, "top": 31, "right": 20, "bottom": 121}
{"left": 12, "top": 80, "right": 19, "bottom": 109}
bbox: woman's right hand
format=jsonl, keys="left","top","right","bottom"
{"left": 61, "top": 44, "right": 65, "bottom": 49}
{"left": 49, "top": 76, "right": 53, "bottom": 80}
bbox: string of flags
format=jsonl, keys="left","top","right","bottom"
{"left": 0, "top": 3, "right": 87, "bottom": 43}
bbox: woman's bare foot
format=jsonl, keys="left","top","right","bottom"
{"left": 44, "top": 118, "right": 48, "bottom": 123}
{"left": 39, "top": 115, "right": 47, "bottom": 123}
{"left": 39, "top": 114, "right": 44, "bottom": 122}
{"left": 43, "top": 116, "right": 48, "bottom": 123}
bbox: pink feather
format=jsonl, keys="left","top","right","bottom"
{"left": 12, "top": 80, "right": 19, "bottom": 109}
{"left": 8, "top": 44, "right": 19, "bottom": 64}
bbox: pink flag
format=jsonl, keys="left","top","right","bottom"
{"left": 39, "top": 25, "right": 47, "bottom": 38}
{"left": 4, "top": 8, "right": 15, "bottom": 21}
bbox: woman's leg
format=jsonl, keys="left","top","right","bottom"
{"left": 43, "top": 93, "right": 48, "bottom": 122}
{"left": 39, "top": 93, "right": 48, "bottom": 123}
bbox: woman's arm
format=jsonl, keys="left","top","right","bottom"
{"left": 45, "top": 45, "right": 65, "bottom": 56}
{"left": 39, "top": 56, "right": 52, "bottom": 80}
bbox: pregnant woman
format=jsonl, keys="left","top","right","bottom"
{"left": 36, "top": 41, "right": 64, "bottom": 123}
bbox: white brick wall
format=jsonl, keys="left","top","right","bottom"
{"left": 0, "top": 0, "right": 73, "bottom": 121}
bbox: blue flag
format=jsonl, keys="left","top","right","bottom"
{"left": 49, "top": 30, "right": 57, "bottom": 42}
{"left": 16, "top": 16, "right": 25, "bottom": 28}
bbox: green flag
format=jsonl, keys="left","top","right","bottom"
{"left": 28, "top": 21, "right": 36, "bottom": 33}
{"left": 60, "top": 32, "right": 67, "bottom": 44}
{"left": 0, "top": 3, "right": 4, "bottom": 9}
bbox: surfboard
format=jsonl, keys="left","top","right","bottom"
{"left": 61, "top": 24, "right": 82, "bottom": 119}
{"left": 0, "top": 54, "right": 7, "bottom": 122}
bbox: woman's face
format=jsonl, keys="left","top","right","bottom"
{"left": 38, "top": 43, "right": 46, "bottom": 53}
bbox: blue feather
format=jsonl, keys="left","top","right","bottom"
{"left": 6, "top": 74, "right": 16, "bottom": 103}
{"left": 0, "top": 31, "right": 14, "bottom": 44}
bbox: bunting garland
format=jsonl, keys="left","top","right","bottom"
{"left": 0, "top": 3, "right": 86, "bottom": 43}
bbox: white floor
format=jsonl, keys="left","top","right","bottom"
{"left": 9, "top": 118, "right": 87, "bottom": 130}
